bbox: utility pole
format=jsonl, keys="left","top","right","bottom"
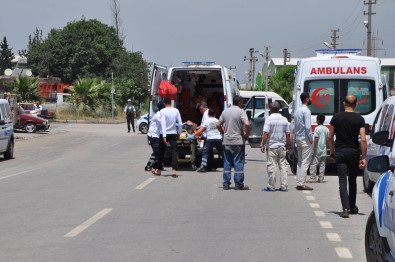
{"left": 283, "top": 48, "right": 290, "bottom": 66}
{"left": 244, "top": 48, "right": 258, "bottom": 90}
{"left": 331, "top": 29, "right": 339, "bottom": 49}
{"left": 263, "top": 46, "right": 270, "bottom": 91}
{"left": 364, "top": 0, "right": 376, "bottom": 56}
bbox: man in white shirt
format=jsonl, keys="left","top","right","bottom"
{"left": 261, "top": 101, "right": 290, "bottom": 191}
{"left": 195, "top": 109, "right": 223, "bottom": 172}
{"left": 160, "top": 97, "right": 183, "bottom": 177}
{"left": 147, "top": 101, "right": 165, "bottom": 176}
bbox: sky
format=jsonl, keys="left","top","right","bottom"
{"left": 1, "top": 0, "right": 394, "bottom": 83}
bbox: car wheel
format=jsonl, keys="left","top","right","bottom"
{"left": 4, "top": 139, "right": 14, "bottom": 159}
{"left": 139, "top": 122, "right": 148, "bottom": 134}
{"left": 365, "top": 211, "right": 392, "bottom": 262}
{"left": 363, "top": 170, "right": 374, "bottom": 193}
{"left": 24, "top": 122, "right": 37, "bottom": 133}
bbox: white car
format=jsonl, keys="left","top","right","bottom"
{"left": 136, "top": 113, "right": 149, "bottom": 134}
{"left": 364, "top": 96, "right": 395, "bottom": 193}
{"left": 0, "top": 99, "right": 14, "bottom": 159}
{"left": 365, "top": 131, "right": 395, "bottom": 261}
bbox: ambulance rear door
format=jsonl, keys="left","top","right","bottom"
{"left": 149, "top": 64, "right": 168, "bottom": 118}
{"left": 246, "top": 94, "right": 270, "bottom": 148}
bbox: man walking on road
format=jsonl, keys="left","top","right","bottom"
{"left": 217, "top": 95, "right": 250, "bottom": 190}
{"left": 329, "top": 95, "right": 367, "bottom": 218}
{"left": 294, "top": 92, "right": 314, "bottom": 191}
{"left": 260, "top": 101, "right": 290, "bottom": 192}
{"left": 124, "top": 99, "right": 136, "bottom": 133}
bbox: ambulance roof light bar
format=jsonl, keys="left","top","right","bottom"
{"left": 182, "top": 61, "right": 216, "bottom": 66}
{"left": 315, "top": 49, "right": 362, "bottom": 56}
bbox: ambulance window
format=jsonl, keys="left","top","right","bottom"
{"left": 371, "top": 106, "right": 382, "bottom": 133}
{"left": 305, "top": 80, "right": 335, "bottom": 115}
{"left": 347, "top": 80, "right": 375, "bottom": 114}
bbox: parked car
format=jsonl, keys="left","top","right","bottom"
{"left": 14, "top": 105, "right": 50, "bottom": 133}
{"left": 364, "top": 96, "right": 395, "bottom": 193}
{"left": 0, "top": 99, "right": 14, "bottom": 159}
{"left": 365, "top": 131, "right": 395, "bottom": 261}
{"left": 136, "top": 113, "right": 149, "bottom": 134}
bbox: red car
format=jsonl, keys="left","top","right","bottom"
{"left": 14, "top": 105, "right": 50, "bottom": 133}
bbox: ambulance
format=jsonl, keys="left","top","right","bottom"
{"left": 148, "top": 62, "right": 240, "bottom": 168}
{"left": 287, "top": 49, "right": 390, "bottom": 173}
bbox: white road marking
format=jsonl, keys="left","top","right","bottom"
{"left": 0, "top": 168, "right": 41, "bottom": 181}
{"left": 302, "top": 191, "right": 312, "bottom": 194}
{"left": 306, "top": 195, "right": 315, "bottom": 201}
{"left": 319, "top": 221, "right": 333, "bottom": 229}
{"left": 314, "top": 211, "right": 326, "bottom": 217}
{"left": 335, "top": 247, "right": 353, "bottom": 258}
{"left": 135, "top": 178, "right": 156, "bottom": 190}
{"left": 326, "top": 233, "right": 342, "bottom": 242}
{"left": 310, "top": 203, "right": 320, "bottom": 208}
{"left": 64, "top": 208, "right": 113, "bottom": 238}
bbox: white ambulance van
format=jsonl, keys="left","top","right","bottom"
{"left": 148, "top": 62, "right": 240, "bottom": 167}
{"left": 287, "top": 49, "right": 390, "bottom": 173}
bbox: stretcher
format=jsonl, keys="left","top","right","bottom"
{"left": 177, "top": 129, "right": 201, "bottom": 169}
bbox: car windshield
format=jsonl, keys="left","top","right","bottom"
{"left": 22, "top": 104, "right": 36, "bottom": 110}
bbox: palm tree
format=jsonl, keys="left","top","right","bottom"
{"left": 70, "top": 78, "right": 100, "bottom": 115}
{"left": 11, "top": 76, "right": 41, "bottom": 101}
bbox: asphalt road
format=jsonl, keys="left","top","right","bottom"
{"left": 0, "top": 123, "right": 372, "bottom": 262}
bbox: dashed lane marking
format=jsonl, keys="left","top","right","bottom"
{"left": 319, "top": 221, "right": 333, "bottom": 229}
{"left": 326, "top": 233, "right": 342, "bottom": 242}
{"left": 314, "top": 211, "right": 326, "bottom": 217}
{"left": 335, "top": 247, "right": 353, "bottom": 258}
{"left": 135, "top": 178, "right": 156, "bottom": 190}
{"left": 306, "top": 195, "right": 315, "bottom": 201}
{"left": 310, "top": 203, "right": 320, "bottom": 208}
{"left": 64, "top": 208, "right": 113, "bottom": 238}
{"left": 303, "top": 191, "right": 312, "bottom": 194}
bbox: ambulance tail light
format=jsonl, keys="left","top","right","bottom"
{"left": 224, "top": 95, "right": 227, "bottom": 102}
{"left": 150, "top": 95, "right": 152, "bottom": 101}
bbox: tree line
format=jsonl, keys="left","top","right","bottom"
{"left": 0, "top": 18, "right": 149, "bottom": 117}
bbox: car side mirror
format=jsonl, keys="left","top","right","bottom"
{"left": 0, "top": 120, "right": 5, "bottom": 125}
{"left": 246, "top": 110, "right": 252, "bottom": 120}
{"left": 372, "top": 130, "right": 393, "bottom": 147}
{"left": 367, "top": 155, "right": 390, "bottom": 173}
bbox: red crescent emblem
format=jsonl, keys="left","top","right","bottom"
{"left": 311, "top": 87, "right": 328, "bottom": 108}
{"left": 357, "top": 94, "right": 367, "bottom": 104}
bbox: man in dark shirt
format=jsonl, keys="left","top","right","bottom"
{"left": 329, "top": 95, "right": 367, "bottom": 218}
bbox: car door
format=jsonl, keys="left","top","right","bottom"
{"left": 245, "top": 95, "right": 269, "bottom": 148}
{"left": 149, "top": 64, "right": 168, "bottom": 118}
{"left": 382, "top": 167, "right": 395, "bottom": 252}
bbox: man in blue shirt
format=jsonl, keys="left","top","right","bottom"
{"left": 294, "top": 92, "right": 314, "bottom": 190}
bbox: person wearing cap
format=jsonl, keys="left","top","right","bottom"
{"left": 147, "top": 100, "right": 166, "bottom": 175}
{"left": 124, "top": 99, "right": 136, "bottom": 133}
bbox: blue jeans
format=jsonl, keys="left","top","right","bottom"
{"left": 223, "top": 145, "right": 245, "bottom": 189}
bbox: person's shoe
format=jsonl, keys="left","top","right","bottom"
{"left": 145, "top": 165, "right": 152, "bottom": 172}
{"left": 235, "top": 185, "right": 250, "bottom": 190}
{"left": 151, "top": 169, "right": 161, "bottom": 176}
{"left": 128, "top": 130, "right": 130, "bottom": 133}
{"left": 350, "top": 206, "right": 359, "bottom": 214}
{"left": 223, "top": 185, "right": 230, "bottom": 190}
{"left": 307, "top": 177, "right": 317, "bottom": 183}
{"left": 263, "top": 186, "right": 275, "bottom": 192}
{"left": 340, "top": 209, "right": 350, "bottom": 218}
{"left": 279, "top": 187, "right": 288, "bottom": 192}
{"left": 296, "top": 185, "right": 313, "bottom": 191}
{"left": 197, "top": 167, "right": 207, "bottom": 173}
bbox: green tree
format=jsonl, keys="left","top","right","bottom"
{"left": 11, "top": 76, "right": 41, "bottom": 101}
{"left": 70, "top": 78, "right": 100, "bottom": 114}
{"left": 268, "top": 66, "right": 295, "bottom": 103}
{"left": 0, "top": 36, "right": 14, "bottom": 75}
{"left": 25, "top": 19, "right": 124, "bottom": 83}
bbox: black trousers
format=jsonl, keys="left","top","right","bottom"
{"left": 334, "top": 147, "right": 360, "bottom": 210}
{"left": 126, "top": 116, "right": 135, "bottom": 132}
{"left": 159, "top": 134, "right": 178, "bottom": 170}
{"left": 148, "top": 136, "right": 163, "bottom": 170}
